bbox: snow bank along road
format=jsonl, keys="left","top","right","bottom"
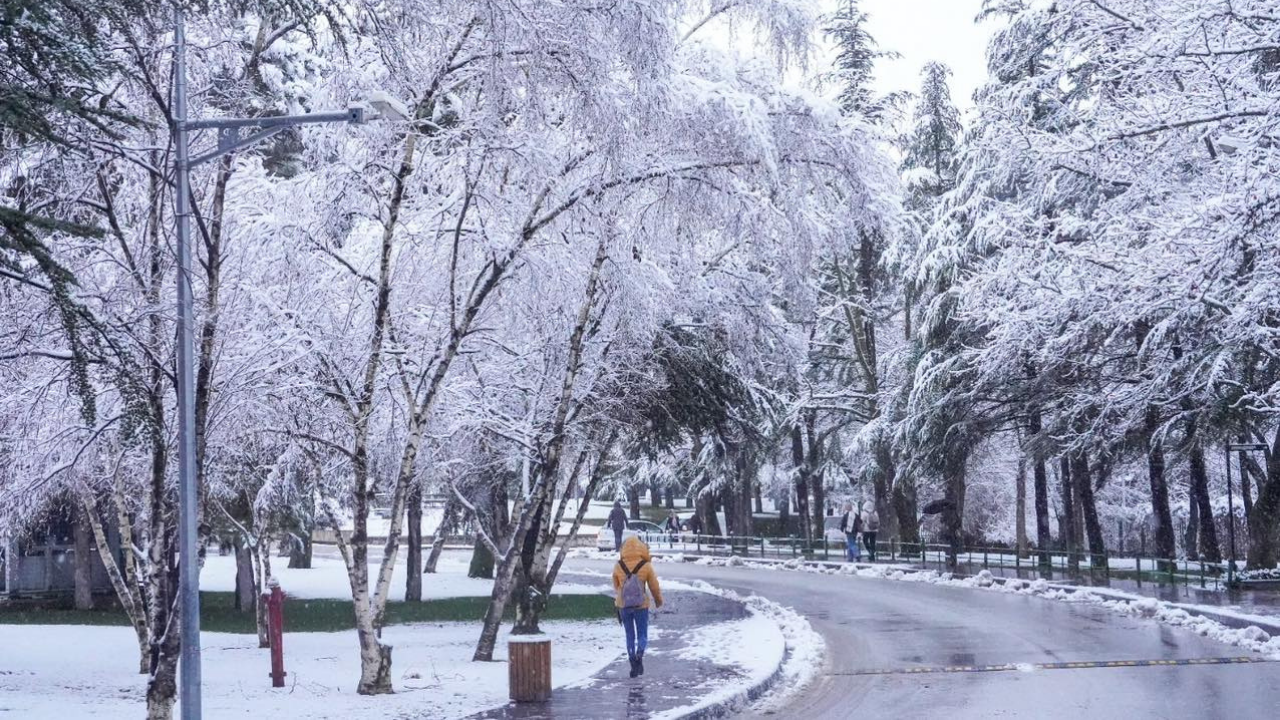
{"left": 623, "top": 561, "right": 1280, "bottom": 719}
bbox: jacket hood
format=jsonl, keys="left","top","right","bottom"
{"left": 620, "top": 536, "right": 650, "bottom": 566}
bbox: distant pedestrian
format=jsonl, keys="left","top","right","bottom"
{"left": 613, "top": 536, "right": 663, "bottom": 678}
{"left": 685, "top": 511, "right": 704, "bottom": 537}
{"left": 841, "top": 502, "right": 862, "bottom": 562}
{"left": 862, "top": 502, "right": 880, "bottom": 562}
{"left": 607, "top": 500, "right": 629, "bottom": 551}
{"left": 664, "top": 512, "right": 680, "bottom": 546}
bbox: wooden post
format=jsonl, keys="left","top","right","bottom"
{"left": 509, "top": 634, "right": 552, "bottom": 702}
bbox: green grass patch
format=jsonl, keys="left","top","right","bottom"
{"left": 0, "top": 592, "right": 614, "bottom": 633}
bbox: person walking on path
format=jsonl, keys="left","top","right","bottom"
{"left": 613, "top": 536, "right": 664, "bottom": 678}
{"left": 685, "top": 511, "right": 704, "bottom": 537}
{"left": 664, "top": 511, "right": 680, "bottom": 546}
{"left": 861, "top": 502, "right": 880, "bottom": 562}
{"left": 607, "top": 500, "right": 629, "bottom": 551}
{"left": 841, "top": 502, "right": 862, "bottom": 561}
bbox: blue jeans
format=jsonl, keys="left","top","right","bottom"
{"left": 846, "top": 533, "right": 861, "bottom": 561}
{"left": 620, "top": 607, "right": 649, "bottom": 659}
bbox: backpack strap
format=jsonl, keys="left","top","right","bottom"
{"left": 618, "top": 560, "right": 633, "bottom": 578}
{"left": 632, "top": 559, "right": 648, "bottom": 574}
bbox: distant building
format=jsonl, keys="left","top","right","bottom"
{"left": 1, "top": 504, "right": 118, "bottom": 599}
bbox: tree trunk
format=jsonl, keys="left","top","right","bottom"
{"left": 1240, "top": 439, "right": 1258, "bottom": 520}
{"left": 942, "top": 460, "right": 965, "bottom": 570}
{"left": 406, "top": 485, "right": 423, "bottom": 602}
{"left": 1245, "top": 432, "right": 1280, "bottom": 569}
{"left": 425, "top": 497, "right": 458, "bottom": 574}
{"left": 722, "top": 484, "right": 737, "bottom": 536}
{"left": 288, "top": 532, "right": 313, "bottom": 569}
{"left": 234, "top": 542, "right": 255, "bottom": 613}
{"left": 1073, "top": 453, "right": 1106, "bottom": 568}
{"left": 665, "top": 485, "right": 676, "bottom": 510}
{"left": 1188, "top": 439, "right": 1220, "bottom": 562}
{"left": 753, "top": 482, "right": 763, "bottom": 514}
{"left": 874, "top": 441, "right": 899, "bottom": 541}
{"left": 892, "top": 475, "right": 919, "bottom": 545}
{"left": 697, "top": 491, "right": 722, "bottom": 537}
{"left": 73, "top": 505, "right": 94, "bottom": 611}
{"left": 144, "top": 634, "right": 180, "bottom": 720}
{"left": 1015, "top": 456, "right": 1028, "bottom": 558}
{"left": 649, "top": 480, "right": 662, "bottom": 508}
{"left": 791, "top": 425, "right": 812, "bottom": 547}
{"left": 252, "top": 539, "right": 271, "bottom": 648}
{"left": 740, "top": 462, "right": 755, "bottom": 537}
{"left": 469, "top": 535, "right": 495, "bottom": 579}
{"left": 1060, "top": 457, "right": 1078, "bottom": 570}
{"left": 805, "top": 412, "right": 826, "bottom": 536}
{"left": 1145, "top": 408, "right": 1176, "bottom": 567}
{"left": 1029, "top": 411, "right": 1052, "bottom": 572}
{"left": 627, "top": 486, "right": 641, "bottom": 520}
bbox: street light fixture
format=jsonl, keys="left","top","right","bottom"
{"left": 1223, "top": 441, "right": 1268, "bottom": 587}
{"left": 172, "top": 9, "right": 405, "bottom": 719}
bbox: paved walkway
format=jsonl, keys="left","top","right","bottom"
{"left": 462, "top": 579, "right": 752, "bottom": 720}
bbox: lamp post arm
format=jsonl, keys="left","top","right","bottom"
{"left": 186, "top": 108, "right": 364, "bottom": 131}
{"left": 185, "top": 109, "right": 369, "bottom": 167}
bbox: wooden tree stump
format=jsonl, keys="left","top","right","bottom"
{"left": 508, "top": 634, "right": 551, "bottom": 702}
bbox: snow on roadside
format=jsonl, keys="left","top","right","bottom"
{"left": 686, "top": 555, "right": 1280, "bottom": 660}
{"left": 659, "top": 578, "right": 825, "bottom": 716}
{"left": 0, "top": 621, "right": 615, "bottom": 719}
{"left": 647, "top": 610, "right": 784, "bottom": 720}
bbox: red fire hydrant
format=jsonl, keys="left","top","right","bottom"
{"left": 264, "top": 577, "right": 287, "bottom": 688}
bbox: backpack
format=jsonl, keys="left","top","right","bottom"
{"left": 618, "top": 559, "right": 649, "bottom": 608}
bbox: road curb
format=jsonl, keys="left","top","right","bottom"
{"left": 672, "top": 644, "right": 790, "bottom": 720}
{"left": 992, "top": 578, "right": 1280, "bottom": 637}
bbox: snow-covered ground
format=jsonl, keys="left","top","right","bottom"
{"left": 200, "top": 551, "right": 602, "bottom": 601}
{"left": 2, "top": 551, "right": 616, "bottom": 718}
{"left": 0, "top": 621, "right": 616, "bottom": 719}
{"left": 336, "top": 499, "right": 616, "bottom": 541}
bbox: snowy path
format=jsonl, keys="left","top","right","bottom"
{"left": 576, "top": 560, "right": 1280, "bottom": 719}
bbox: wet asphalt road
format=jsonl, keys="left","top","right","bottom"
{"left": 575, "top": 559, "right": 1279, "bottom": 720}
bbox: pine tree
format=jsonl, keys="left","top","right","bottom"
{"left": 822, "top": 0, "right": 899, "bottom": 121}
{"left": 902, "top": 62, "right": 963, "bottom": 197}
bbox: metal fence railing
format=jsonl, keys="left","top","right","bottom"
{"left": 635, "top": 532, "right": 1232, "bottom": 590}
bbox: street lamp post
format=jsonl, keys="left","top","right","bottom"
{"left": 1223, "top": 441, "right": 1267, "bottom": 588}
{"left": 171, "top": 9, "right": 405, "bottom": 719}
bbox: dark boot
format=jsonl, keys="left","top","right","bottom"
{"left": 628, "top": 656, "right": 639, "bottom": 678}
{"left": 637, "top": 653, "right": 645, "bottom": 676}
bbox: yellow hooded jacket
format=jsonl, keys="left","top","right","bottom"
{"left": 612, "top": 536, "right": 663, "bottom": 610}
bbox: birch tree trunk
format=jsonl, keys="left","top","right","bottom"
{"left": 73, "top": 504, "right": 94, "bottom": 610}
{"left": 425, "top": 497, "right": 458, "bottom": 574}
{"left": 474, "top": 236, "right": 608, "bottom": 658}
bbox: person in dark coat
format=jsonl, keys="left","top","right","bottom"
{"left": 685, "top": 511, "right": 704, "bottom": 537}
{"left": 664, "top": 511, "right": 680, "bottom": 546}
{"left": 607, "top": 500, "right": 629, "bottom": 551}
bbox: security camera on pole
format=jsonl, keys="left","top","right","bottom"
{"left": 170, "top": 8, "right": 406, "bottom": 718}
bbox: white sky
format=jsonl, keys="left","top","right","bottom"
{"left": 860, "top": 0, "right": 997, "bottom": 112}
